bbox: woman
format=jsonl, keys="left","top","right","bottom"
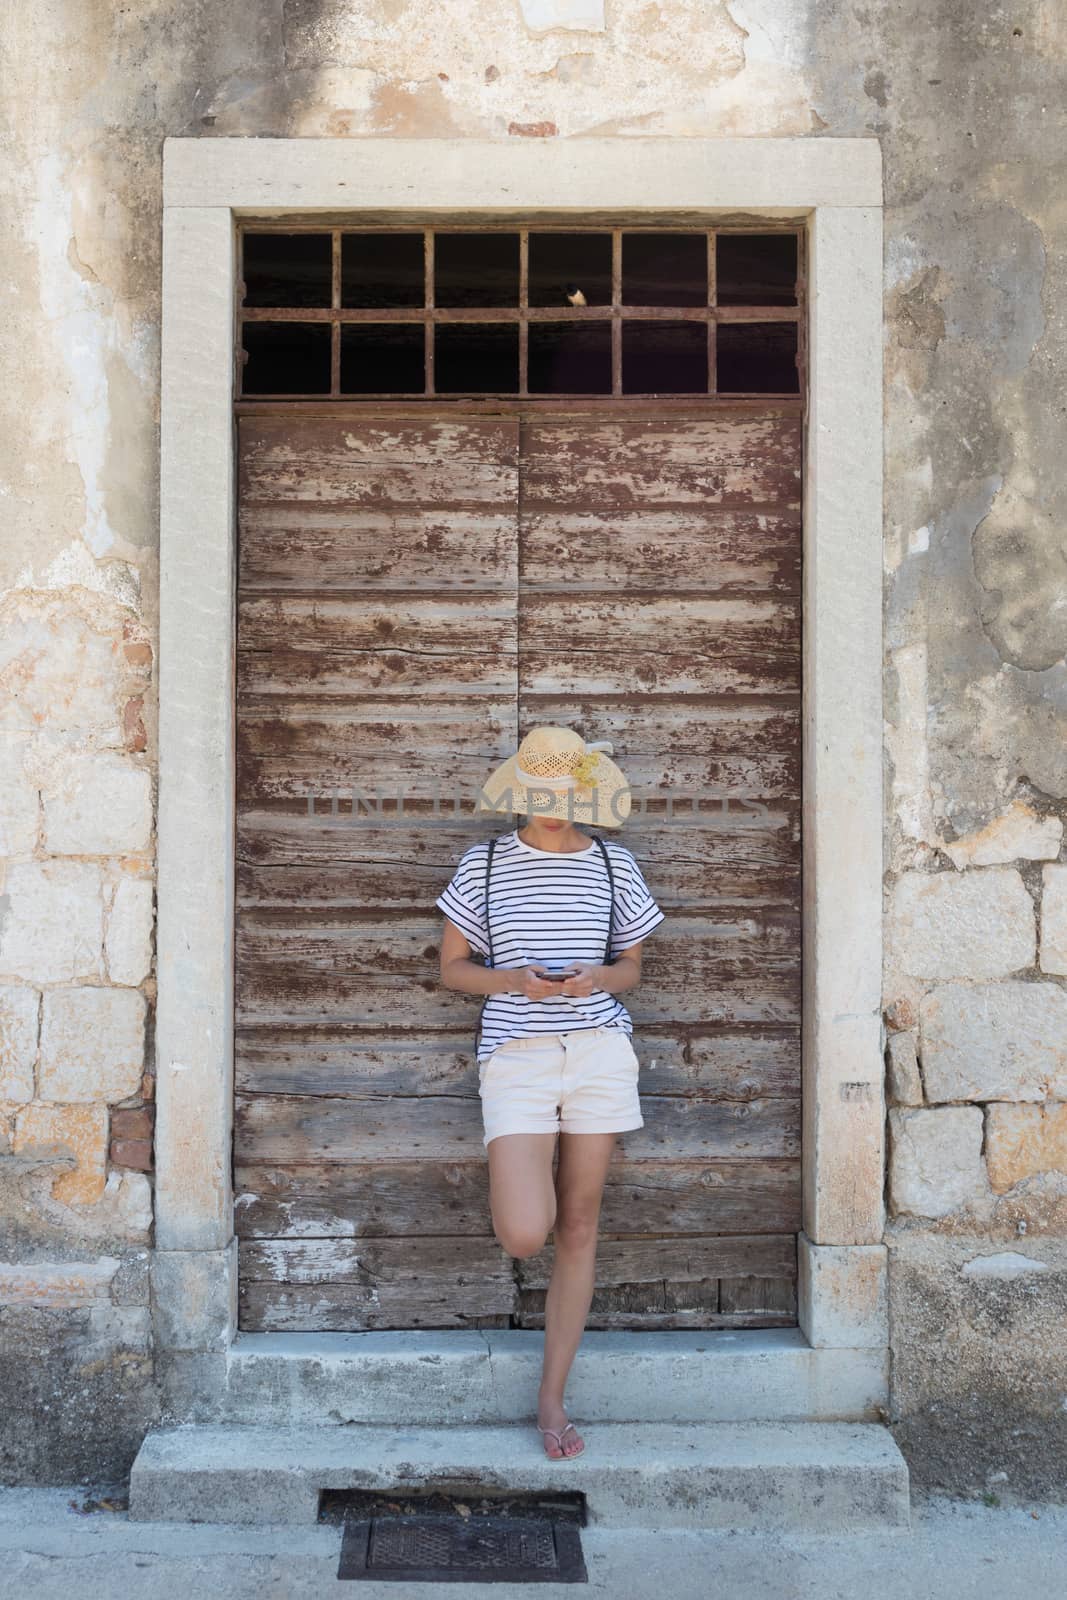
{"left": 436, "top": 725, "right": 664, "bottom": 1461}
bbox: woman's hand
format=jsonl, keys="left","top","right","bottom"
{"left": 558, "top": 960, "right": 604, "bottom": 999}
{"left": 559, "top": 947, "right": 645, "bottom": 997}
{"left": 520, "top": 965, "right": 576, "bottom": 1000}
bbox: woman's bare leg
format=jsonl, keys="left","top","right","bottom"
{"left": 485, "top": 1131, "right": 559, "bottom": 1258}
{"left": 538, "top": 1131, "right": 620, "bottom": 1456}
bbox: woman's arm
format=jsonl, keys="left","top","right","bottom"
{"left": 438, "top": 917, "right": 568, "bottom": 1001}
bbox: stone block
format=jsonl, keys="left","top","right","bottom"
{"left": 798, "top": 1237, "right": 888, "bottom": 1348}
{"left": 0, "top": 741, "right": 38, "bottom": 854}
{"left": 986, "top": 1103, "right": 1067, "bottom": 1194}
{"left": 0, "top": 591, "right": 125, "bottom": 740}
{"left": 91, "top": 1169, "right": 153, "bottom": 1238}
{"left": 39, "top": 986, "right": 145, "bottom": 1103}
{"left": 889, "top": 867, "right": 1035, "bottom": 979}
{"left": 0, "top": 859, "right": 104, "bottom": 983}
{"left": 888, "top": 1230, "right": 1067, "bottom": 1500}
{"left": 889, "top": 1106, "right": 986, "bottom": 1218}
{"left": 941, "top": 799, "right": 1062, "bottom": 869}
{"left": 885, "top": 1030, "right": 922, "bottom": 1105}
{"left": 0, "top": 1258, "right": 119, "bottom": 1307}
{"left": 920, "top": 981, "right": 1067, "bottom": 1103}
{"left": 152, "top": 1241, "right": 238, "bottom": 1352}
{"left": 111, "top": 1250, "right": 152, "bottom": 1306}
{"left": 12, "top": 1102, "right": 109, "bottom": 1204}
{"left": 43, "top": 752, "right": 152, "bottom": 854}
{"left": 106, "top": 876, "right": 155, "bottom": 984}
{"left": 1039, "top": 863, "right": 1067, "bottom": 975}
{"left": 85, "top": 1301, "right": 153, "bottom": 1356}
{"left": 0, "top": 984, "right": 38, "bottom": 1102}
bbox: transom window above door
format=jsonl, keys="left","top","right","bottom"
{"left": 237, "top": 226, "right": 804, "bottom": 401}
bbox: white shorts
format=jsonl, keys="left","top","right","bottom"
{"left": 477, "top": 1025, "right": 644, "bottom": 1147}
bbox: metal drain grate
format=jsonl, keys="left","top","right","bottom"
{"left": 338, "top": 1512, "right": 587, "bottom": 1583}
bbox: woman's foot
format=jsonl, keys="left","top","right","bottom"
{"left": 536, "top": 1398, "right": 584, "bottom": 1458}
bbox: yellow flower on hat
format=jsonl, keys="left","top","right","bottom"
{"left": 571, "top": 749, "right": 602, "bottom": 788}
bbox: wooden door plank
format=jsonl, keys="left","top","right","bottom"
{"left": 240, "top": 416, "right": 521, "bottom": 505}
{"left": 520, "top": 416, "right": 802, "bottom": 506}
{"left": 235, "top": 1090, "right": 800, "bottom": 1162}
{"left": 238, "top": 1282, "right": 513, "bottom": 1332}
{"left": 234, "top": 810, "right": 801, "bottom": 908}
{"left": 233, "top": 1157, "right": 801, "bottom": 1239}
{"left": 239, "top": 506, "right": 518, "bottom": 592}
{"left": 517, "top": 1233, "right": 797, "bottom": 1287}
{"left": 236, "top": 697, "right": 516, "bottom": 805}
{"left": 521, "top": 506, "right": 801, "bottom": 594}
{"left": 233, "top": 913, "right": 801, "bottom": 1026}
{"left": 232, "top": 1025, "right": 800, "bottom": 1100}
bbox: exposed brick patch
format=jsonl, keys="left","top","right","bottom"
{"left": 110, "top": 1137, "right": 153, "bottom": 1171}
{"left": 122, "top": 695, "right": 147, "bottom": 752}
{"left": 508, "top": 120, "right": 557, "bottom": 137}
{"left": 884, "top": 997, "right": 918, "bottom": 1031}
{"left": 111, "top": 1105, "right": 154, "bottom": 1141}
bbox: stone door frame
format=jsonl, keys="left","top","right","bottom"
{"left": 154, "top": 137, "right": 887, "bottom": 1376}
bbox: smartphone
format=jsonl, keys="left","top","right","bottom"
{"left": 537, "top": 963, "right": 577, "bottom": 982}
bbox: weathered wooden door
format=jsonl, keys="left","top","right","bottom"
{"left": 234, "top": 406, "right": 802, "bottom": 1331}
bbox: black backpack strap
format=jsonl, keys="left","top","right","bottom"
{"left": 591, "top": 835, "right": 616, "bottom": 967}
{"left": 475, "top": 837, "right": 497, "bottom": 1056}
{"left": 483, "top": 836, "right": 497, "bottom": 969}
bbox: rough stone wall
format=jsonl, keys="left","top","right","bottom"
{"left": 1, "top": 1, "right": 1065, "bottom": 1491}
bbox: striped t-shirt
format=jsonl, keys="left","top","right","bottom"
{"left": 436, "top": 828, "right": 665, "bottom": 1061}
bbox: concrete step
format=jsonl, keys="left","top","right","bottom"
{"left": 160, "top": 1327, "right": 888, "bottom": 1425}
{"left": 128, "top": 1421, "right": 910, "bottom": 1532}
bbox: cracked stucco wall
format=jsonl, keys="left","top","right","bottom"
{"left": 1, "top": 0, "right": 1066, "bottom": 1493}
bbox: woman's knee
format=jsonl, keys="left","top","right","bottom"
{"left": 552, "top": 1210, "right": 600, "bottom": 1250}
{"left": 492, "top": 1199, "right": 556, "bottom": 1258}
{"left": 495, "top": 1225, "right": 550, "bottom": 1260}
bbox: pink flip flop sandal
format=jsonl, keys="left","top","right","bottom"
{"left": 537, "top": 1419, "right": 585, "bottom": 1459}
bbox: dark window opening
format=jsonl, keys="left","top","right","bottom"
{"left": 623, "top": 321, "right": 707, "bottom": 394}
{"left": 434, "top": 323, "right": 519, "bottom": 393}
{"left": 242, "top": 322, "right": 332, "bottom": 394}
{"left": 528, "top": 234, "right": 613, "bottom": 308}
{"left": 341, "top": 324, "right": 425, "bottom": 394}
{"left": 342, "top": 233, "right": 425, "bottom": 308}
{"left": 528, "top": 322, "right": 613, "bottom": 394}
{"left": 717, "top": 321, "right": 799, "bottom": 393}
{"left": 434, "top": 233, "right": 520, "bottom": 308}
{"left": 236, "top": 226, "right": 803, "bottom": 400}
{"left": 716, "top": 234, "right": 798, "bottom": 306}
{"left": 242, "top": 233, "right": 332, "bottom": 308}
{"left": 622, "top": 233, "right": 708, "bottom": 306}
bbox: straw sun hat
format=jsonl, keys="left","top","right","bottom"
{"left": 477, "top": 725, "right": 632, "bottom": 828}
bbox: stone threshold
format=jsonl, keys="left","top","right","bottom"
{"left": 157, "top": 1326, "right": 888, "bottom": 1427}
{"left": 129, "top": 1419, "right": 910, "bottom": 1530}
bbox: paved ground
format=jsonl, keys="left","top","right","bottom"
{"left": 0, "top": 1487, "right": 1064, "bottom": 1598}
